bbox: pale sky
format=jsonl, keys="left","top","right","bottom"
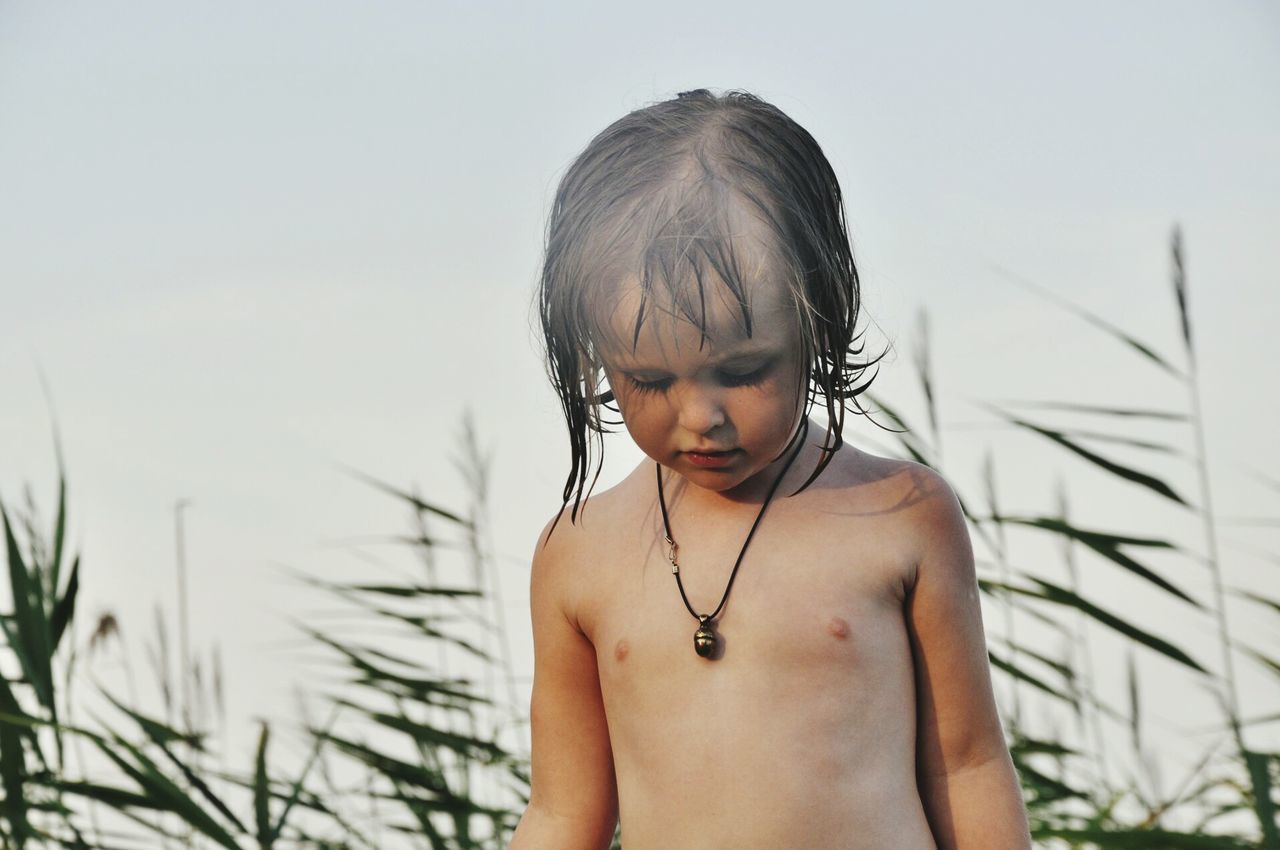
{"left": 2, "top": 0, "right": 1278, "bottom": 810}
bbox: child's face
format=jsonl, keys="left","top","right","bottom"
{"left": 597, "top": 276, "right": 807, "bottom": 499}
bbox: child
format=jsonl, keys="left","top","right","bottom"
{"left": 509, "top": 89, "right": 1030, "bottom": 849}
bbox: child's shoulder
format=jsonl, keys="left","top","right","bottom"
{"left": 821, "top": 442, "right": 957, "bottom": 507}
{"left": 529, "top": 468, "right": 653, "bottom": 628}
{"left": 533, "top": 461, "right": 658, "bottom": 561}
{"left": 818, "top": 443, "right": 969, "bottom": 561}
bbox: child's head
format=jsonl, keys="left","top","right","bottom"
{"left": 539, "top": 88, "right": 879, "bottom": 518}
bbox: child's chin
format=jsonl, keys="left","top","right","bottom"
{"left": 681, "top": 463, "right": 770, "bottom": 494}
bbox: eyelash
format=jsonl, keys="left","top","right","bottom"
{"left": 722, "top": 365, "right": 772, "bottom": 388}
{"left": 625, "top": 365, "right": 771, "bottom": 395}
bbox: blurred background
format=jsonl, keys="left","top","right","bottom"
{"left": 1, "top": 1, "right": 1278, "bottom": 845}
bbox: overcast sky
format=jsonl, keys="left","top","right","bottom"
{"left": 2, "top": 0, "right": 1278, "bottom": 797}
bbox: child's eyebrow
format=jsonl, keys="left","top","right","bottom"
{"left": 607, "top": 343, "right": 779, "bottom": 371}
{"left": 708, "top": 345, "right": 778, "bottom": 365}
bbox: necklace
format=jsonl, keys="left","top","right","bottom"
{"left": 655, "top": 418, "right": 809, "bottom": 659}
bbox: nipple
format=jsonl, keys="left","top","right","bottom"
{"left": 827, "top": 617, "right": 851, "bottom": 639}
{"left": 614, "top": 638, "right": 630, "bottom": 662}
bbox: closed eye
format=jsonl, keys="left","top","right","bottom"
{"left": 719, "top": 362, "right": 773, "bottom": 387}
{"left": 625, "top": 375, "right": 673, "bottom": 395}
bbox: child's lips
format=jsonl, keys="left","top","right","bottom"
{"left": 683, "top": 448, "right": 739, "bottom": 468}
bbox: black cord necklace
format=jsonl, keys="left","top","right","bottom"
{"left": 656, "top": 418, "right": 809, "bottom": 659}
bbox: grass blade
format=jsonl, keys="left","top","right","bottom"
{"left": 1035, "top": 826, "right": 1256, "bottom": 848}
{"left": 86, "top": 729, "right": 244, "bottom": 850}
{"left": 0, "top": 673, "right": 34, "bottom": 849}
{"left": 49, "top": 554, "right": 79, "bottom": 652}
{"left": 993, "top": 578, "right": 1208, "bottom": 674}
{"left": 988, "top": 650, "right": 1074, "bottom": 704}
{"left": 3, "top": 505, "right": 55, "bottom": 712}
{"left": 1244, "top": 750, "right": 1280, "bottom": 850}
{"left": 991, "top": 263, "right": 1184, "bottom": 379}
{"left": 987, "top": 407, "right": 1189, "bottom": 506}
{"left": 337, "top": 465, "right": 471, "bottom": 528}
{"left": 1171, "top": 225, "right": 1192, "bottom": 354}
{"left": 996, "top": 515, "right": 1198, "bottom": 606}
{"left": 254, "top": 722, "right": 271, "bottom": 849}
{"left": 1127, "top": 651, "right": 1141, "bottom": 756}
{"left": 1236, "top": 590, "right": 1280, "bottom": 617}
{"left": 995, "top": 400, "right": 1187, "bottom": 421}
{"left": 863, "top": 393, "right": 933, "bottom": 466}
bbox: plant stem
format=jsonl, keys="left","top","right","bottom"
{"left": 1188, "top": 354, "right": 1242, "bottom": 741}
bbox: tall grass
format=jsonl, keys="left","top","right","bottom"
{"left": 868, "top": 228, "right": 1278, "bottom": 847}
{"left": 1, "top": 228, "right": 1275, "bottom": 848}
{"left": 1, "top": 426, "right": 524, "bottom": 848}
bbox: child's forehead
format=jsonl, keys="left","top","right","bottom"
{"left": 593, "top": 272, "right": 795, "bottom": 363}
{"left": 579, "top": 186, "right": 800, "bottom": 360}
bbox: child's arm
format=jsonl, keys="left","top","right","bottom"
{"left": 509, "top": 519, "right": 618, "bottom": 850}
{"left": 905, "top": 469, "right": 1031, "bottom": 850}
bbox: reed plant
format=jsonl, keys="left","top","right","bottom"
{"left": 865, "top": 227, "right": 1277, "bottom": 847}
{"left": 0, "top": 422, "right": 525, "bottom": 849}
{"left": 1, "top": 228, "right": 1275, "bottom": 848}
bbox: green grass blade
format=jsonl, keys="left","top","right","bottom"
{"left": 97, "top": 688, "right": 204, "bottom": 750}
{"left": 49, "top": 473, "right": 66, "bottom": 609}
{"left": 1010, "top": 733, "right": 1077, "bottom": 758}
{"left": 1244, "top": 750, "right": 1280, "bottom": 849}
{"left": 862, "top": 394, "right": 934, "bottom": 466}
{"left": 994, "top": 638, "right": 1075, "bottom": 684}
{"left": 86, "top": 731, "right": 244, "bottom": 850}
{"left": 1053, "top": 428, "right": 1181, "bottom": 455}
{"left": 340, "top": 583, "right": 483, "bottom": 599}
{"left": 988, "top": 650, "right": 1074, "bottom": 704}
{"left": 3, "top": 506, "right": 55, "bottom": 712}
{"left": 94, "top": 690, "right": 247, "bottom": 835}
{"left": 314, "top": 727, "right": 453, "bottom": 795}
{"left": 1171, "top": 225, "right": 1193, "bottom": 355}
{"left": 254, "top": 722, "right": 271, "bottom": 850}
{"left": 997, "top": 515, "right": 1198, "bottom": 606}
{"left": 295, "top": 624, "right": 490, "bottom": 708}
{"left": 988, "top": 408, "right": 1189, "bottom": 505}
{"left": 1235, "top": 590, "right": 1280, "bottom": 617}
{"left": 994, "top": 578, "right": 1208, "bottom": 673}
{"left": 1034, "top": 826, "right": 1256, "bottom": 848}
{"left": 1241, "top": 711, "right": 1280, "bottom": 729}
{"left": 337, "top": 466, "right": 472, "bottom": 528}
{"left": 350, "top": 605, "right": 493, "bottom": 661}
{"left": 995, "top": 400, "right": 1187, "bottom": 421}
{"left": 0, "top": 671, "right": 34, "bottom": 849}
{"left": 991, "top": 263, "right": 1184, "bottom": 379}
{"left": 48, "top": 777, "right": 155, "bottom": 811}
{"left": 1245, "top": 649, "right": 1280, "bottom": 679}
{"left": 913, "top": 310, "right": 939, "bottom": 450}
{"left": 268, "top": 705, "right": 341, "bottom": 845}
{"left": 1127, "top": 651, "right": 1141, "bottom": 756}
{"left": 1010, "top": 757, "right": 1087, "bottom": 804}
{"left": 367, "top": 708, "right": 511, "bottom": 765}
{"left": 50, "top": 554, "right": 79, "bottom": 653}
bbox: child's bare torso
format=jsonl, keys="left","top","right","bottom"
{"left": 561, "top": 445, "right": 941, "bottom": 849}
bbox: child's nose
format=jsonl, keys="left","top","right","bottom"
{"left": 676, "top": 385, "right": 727, "bottom": 435}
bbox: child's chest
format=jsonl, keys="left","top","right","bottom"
{"left": 578, "top": 500, "right": 918, "bottom": 702}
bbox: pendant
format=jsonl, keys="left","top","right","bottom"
{"left": 693, "top": 615, "right": 717, "bottom": 659}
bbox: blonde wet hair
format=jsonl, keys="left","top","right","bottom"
{"left": 538, "top": 88, "right": 883, "bottom": 523}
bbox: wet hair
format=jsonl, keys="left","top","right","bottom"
{"left": 538, "top": 88, "right": 883, "bottom": 523}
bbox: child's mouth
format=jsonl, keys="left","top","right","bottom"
{"left": 684, "top": 449, "right": 739, "bottom": 469}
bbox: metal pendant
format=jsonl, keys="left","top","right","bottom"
{"left": 693, "top": 615, "right": 717, "bottom": 659}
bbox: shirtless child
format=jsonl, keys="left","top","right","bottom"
{"left": 509, "top": 89, "right": 1031, "bottom": 850}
